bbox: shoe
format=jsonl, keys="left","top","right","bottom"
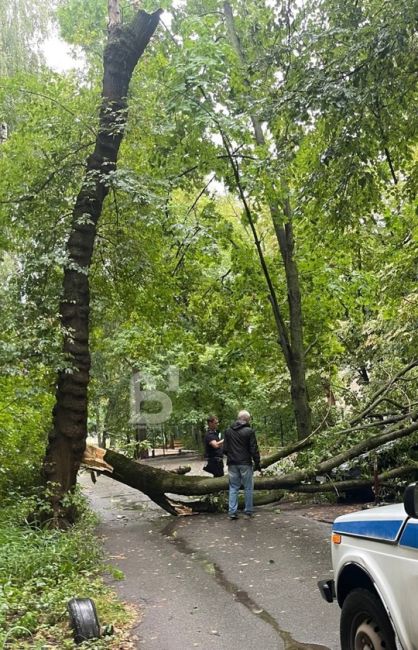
{"left": 228, "top": 513, "right": 238, "bottom": 520}
{"left": 244, "top": 512, "right": 253, "bottom": 518}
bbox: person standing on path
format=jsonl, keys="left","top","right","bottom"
{"left": 203, "top": 415, "right": 224, "bottom": 477}
{"left": 223, "top": 410, "right": 261, "bottom": 519}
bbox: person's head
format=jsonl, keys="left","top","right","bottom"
{"left": 207, "top": 415, "right": 219, "bottom": 430}
{"left": 237, "top": 409, "right": 251, "bottom": 423}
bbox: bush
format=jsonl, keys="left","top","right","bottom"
{"left": 0, "top": 494, "right": 132, "bottom": 649}
{"left": 0, "top": 374, "right": 52, "bottom": 497}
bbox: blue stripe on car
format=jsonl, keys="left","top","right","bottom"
{"left": 399, "top": 522, "right": 418, "bottom": 549}
{"left": 332, "top": 519, "right": 404, "bottom": 541}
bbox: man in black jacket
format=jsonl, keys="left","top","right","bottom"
{"left": 203, "top": 415, "right": 224, "bottom": 477}
{"left": 223, "top": 410, "right": 261, "bottom": 519}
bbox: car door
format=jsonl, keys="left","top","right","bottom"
{"left": 395, "top": 517, "right": 418, "bottom": 649}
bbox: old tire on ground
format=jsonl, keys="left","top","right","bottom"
{"left": 67, "top": 598, "right": 101, "bottom": 644}
{"left": 340, "top": 588, "right": 396, "bottom": 650}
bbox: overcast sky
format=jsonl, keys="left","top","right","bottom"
{"left": 42, "top": 32, "right": 84, "bottom": 72}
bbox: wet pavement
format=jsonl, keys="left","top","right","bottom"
{"left": 80, "top": 458, "right": 341, "bottom": 650}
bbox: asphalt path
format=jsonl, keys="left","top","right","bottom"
{"left": 81, "top": 457, "right": 341, "bottom": 650}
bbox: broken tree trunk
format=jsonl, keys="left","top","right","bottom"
{"left": 42, "top": 7, "right": 161, "bottom": 526}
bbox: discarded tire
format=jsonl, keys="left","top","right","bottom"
{"left": 67, "top": 598, "right": 101, "bottom": 644}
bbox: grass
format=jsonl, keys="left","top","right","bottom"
{"left": 0, "top": 492, "right": 136, "bottom": 649}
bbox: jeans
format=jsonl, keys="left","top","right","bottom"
{"left": 228, "top": 464, "right": 254, "bottom": 515}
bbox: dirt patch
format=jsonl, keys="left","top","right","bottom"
{"left": 278, "top": 500, "right": 373, "bottom": 524}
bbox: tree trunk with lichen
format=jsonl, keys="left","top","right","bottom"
{"left": 42, "top": 6, "right": 161, "bottom": 527}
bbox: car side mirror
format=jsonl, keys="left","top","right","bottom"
{"left": 404, "top": 483, "right": 418, "bottom": 518}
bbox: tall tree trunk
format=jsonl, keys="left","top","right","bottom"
{"left": 134, "top": 423, "right": 149, "bottom": 459}
{"left": 223, "top": 2, "right": 311, "bottom": 439}
{"left": 272, "top": 205, "right": 311, "bottom": 440}
{"left": 42, "top": 6, "right": 161, "bottom": 526}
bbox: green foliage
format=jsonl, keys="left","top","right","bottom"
{"left": 0, "top": 495, "right": 131, "bottom": 649}
{"left": 0, "top": 0, "right": 52, "bottom": 76}
{"left": 0, "top": 373, "right": 53, "bottom": 496}
{"left": 0, "top": 67, "right": 101, "bottom": 494}
{"left": 0, "top": 70, "right": 97, "bottom": 374}
{"left": 57, "top": 0, "right": 107, "bottom": 56}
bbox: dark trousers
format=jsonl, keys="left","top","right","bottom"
{"left": 203, "top": 457, "right": 224, "bottom": 477}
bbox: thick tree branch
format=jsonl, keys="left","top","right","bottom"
{"left": 317, "top": 413, "right": 418, "bottom": 476}
{"left": 290, "top": 464, "right": 418, "bottom": 494}
{"left": 261, "top": 436, "right": 312, "bottom": 468}
{"left": 350, "top": 360, "right": 418, "bottom": 426}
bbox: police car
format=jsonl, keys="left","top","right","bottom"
{"left": 318, "top": 482, "right": 418, "bottom": 650}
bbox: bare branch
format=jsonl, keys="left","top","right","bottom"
{"left": 317, "top": 412, "right": 418, "bottom": 475}
{"left": 290, "top": 464, "right": 418, "bottom": 494}
{"left": 261, "top": 436, "right": 312, "bottom": 469}
{"left": 350, "top": 360, "right": 418, "bottom": 426}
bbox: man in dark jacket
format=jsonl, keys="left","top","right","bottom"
{"left": 203, "top": 415, "right": 224, "bottom": 477}
{"left": 223, "top": 410, "right": 261, "bottom": 519}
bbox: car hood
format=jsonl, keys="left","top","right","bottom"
{"left": 332, "top": 503, "right": 408, "bottom": 542}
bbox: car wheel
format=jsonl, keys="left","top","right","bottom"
{"left": 340, "top": 588, "right": 397, "bottom": 650}
{"left": 67, "top": 598, "right": 101, "bottom": 644}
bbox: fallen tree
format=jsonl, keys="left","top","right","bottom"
{"left": 82, "top": 361, "right": 418, "bottom": 515}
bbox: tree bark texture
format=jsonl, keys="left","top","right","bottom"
{"left": 274, "top": 208, "right": 312, "bottom": 440}
{"left": 42, "top": 8, "right": 161, "bottom": 525}
{"left": 223, "top": 2, "right": 311, "bottom": 440}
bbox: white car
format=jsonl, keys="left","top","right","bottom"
{"left": 318, "top": 483, "right": 418, "bottom": 650}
